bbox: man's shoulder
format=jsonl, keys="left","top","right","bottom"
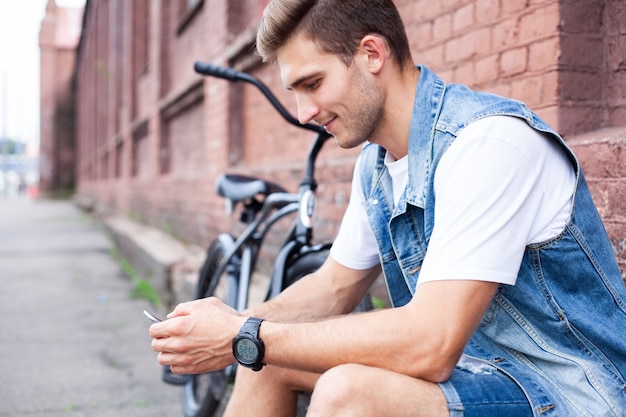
{"left": 438, "top": 84, "right": 530, "bottom": 133}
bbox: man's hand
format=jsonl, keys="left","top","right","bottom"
{"left": 149, "top": 297, "right": 245, "bottom": 374}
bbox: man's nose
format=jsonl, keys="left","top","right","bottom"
{"left": 296, "top": 95, "right": 320, "bottom": 125}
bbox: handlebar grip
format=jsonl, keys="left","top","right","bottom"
{"left": 194, "top": 61, "right": 242, "bottom": 81}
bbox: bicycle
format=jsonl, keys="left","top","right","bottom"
{"left": 165, "top": 62, "right": 372, "bottom": 417}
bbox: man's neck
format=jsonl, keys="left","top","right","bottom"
{"left": 373, "top": 66, "right": 420, "bottom": 160}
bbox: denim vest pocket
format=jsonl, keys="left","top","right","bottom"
{"left": 402, "top": 254, "right": 424, "bottom": 291}
{"left": 380, "top": 254, "right": 413, "bottom": 307}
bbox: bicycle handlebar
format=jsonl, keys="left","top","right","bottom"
{"left": 195, "top": 60, "right": 332, "bottom": 244}
{"left": 194, "top": 61, "right": 241, "bottom": 81}
{"left": 194, "top": 61, "right": 326, "bottom": 135}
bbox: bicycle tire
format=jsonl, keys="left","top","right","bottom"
{"left": 181, "top": 235, "right": 237, "bottom": 417}
{"left": 283, "top": 249, "right": 373, "bottom": 312}
{"left": 281, "top": 249, "right": 329, "bottom": 289}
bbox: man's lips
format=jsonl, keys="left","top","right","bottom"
{"left": 323, "top": 117, "right": 337, "bottom": 133}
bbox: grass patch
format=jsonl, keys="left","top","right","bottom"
{"left": 118, "top": 258, "right": 163, "bottom": 308}
{"left": 59, "top": 404, "right": 78, "bottom": 412}
{"left": 109, "top": 247, "right": 163, "bottom": 308}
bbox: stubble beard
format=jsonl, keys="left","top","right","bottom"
{"left": 334, "top": 109, "right": 384, "bottom": 149}
{"left": 335, "top": 75, "right": 385, "bottom": 150}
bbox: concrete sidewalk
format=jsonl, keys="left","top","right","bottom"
{"left": 0, "top": 197, "right": 182, "bottom": 417}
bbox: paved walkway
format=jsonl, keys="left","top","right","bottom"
{"left": 0, "top": 197, "right": 181, "bottom": 417}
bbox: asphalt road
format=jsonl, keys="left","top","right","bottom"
{"left": 0, "top": 197, "right": 182, "bottom": 417}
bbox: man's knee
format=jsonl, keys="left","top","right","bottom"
{"left": 236, "top": 364, "right": 292, "bottom": 387}
{"left": 308, "top": 364, "right": 369, "bottom": 416}
{"left": 234, "top": 364, "right": 318, "bottom": 395}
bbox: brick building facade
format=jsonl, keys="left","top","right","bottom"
{"left": 39, "top": 0, "right": 84, "bottom": 193}
{"left": 72, "top": 0, "right": 626, "bottom": 278}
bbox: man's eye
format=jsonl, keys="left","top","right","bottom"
{"left": 306, "top": 80, "right": 320, "bottom": 90}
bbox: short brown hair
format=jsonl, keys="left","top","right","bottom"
{"left": 256, "top": 0, "right": 413, "bottom": 68}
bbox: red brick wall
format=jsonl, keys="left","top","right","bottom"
{"left": 603, "top": 0, "right": 626, "bottom": 125}
{"left": 565, "top": 0, "right": 626, "bottom": 276}
{"left": 73, "top": 0, "right": 625, "bottom": 278}
{"left": 568, "top": 127, "right": 626, "bottom": 275}
{"left": 39, "top": 1, "right": 83, "bottom": 192}
{"left": 399, "top": 0, "right": 562, "bottom": 126}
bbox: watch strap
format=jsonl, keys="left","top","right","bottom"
{"left": 241, "top": 317, "right": 264, "bottom": 338}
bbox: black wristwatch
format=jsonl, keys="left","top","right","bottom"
{"left": 232, "top": 317, "right": 265, "bottom": 371}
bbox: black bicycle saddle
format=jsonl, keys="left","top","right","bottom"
{"left": 215, "top": 174, "right": 287, "bottom": 202}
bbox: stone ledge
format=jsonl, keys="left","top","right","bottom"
{"left": 93, "top": 208, "right": 205, "bottom": 311}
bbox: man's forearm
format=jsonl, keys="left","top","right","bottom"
{"left": 257, "top": 305, "right": 444, "bottom": 377}
{"left": 244, "top": 272, "right": 352, "bottom": 322}
{"left": 244, "top": 262, "right": 379, "bottom": 322}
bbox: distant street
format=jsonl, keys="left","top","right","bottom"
{"left": 0, "top": 197, "right": 181, "bottom": 417}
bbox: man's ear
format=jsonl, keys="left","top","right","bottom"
{"left": 357, "top": 34, "right": 389, "bottom": 74}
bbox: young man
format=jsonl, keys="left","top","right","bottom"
{"left": 150, "top": 0, "right": 626, "bottom": 416}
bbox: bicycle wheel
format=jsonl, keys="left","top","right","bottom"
{"left": 181, "top": 235, "right": 237, "bottom": 417}
{"left": 283, "top": 249, "right": 373, "bottom": 312}
{"left": 281, "top": 249, "right": 329, "bottom": 290}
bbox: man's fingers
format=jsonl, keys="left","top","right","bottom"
{"left": 148, "top": 320, "right": 175, "bottom": 339}
{"left": 167, "top": 300, "right": 196, "bottom": 319}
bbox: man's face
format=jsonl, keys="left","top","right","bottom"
{"left": 276, "top": 32, "right": 385, "bottom": 149}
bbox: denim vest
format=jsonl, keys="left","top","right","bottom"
{"left": 360, "top": 65, "right": 626, "bottom": 416}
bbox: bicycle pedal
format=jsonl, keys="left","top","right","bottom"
{"left": 161, "top": 365, "right": 189, "bottom": 386}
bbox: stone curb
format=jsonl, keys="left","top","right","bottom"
{"left": 74, "top": 195, "right": 205, "bottom": 311}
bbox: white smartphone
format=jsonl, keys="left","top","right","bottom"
{"left": 143, "top": 310, "right": 163, "bottom": 323}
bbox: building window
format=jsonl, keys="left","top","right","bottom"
{"left": 133, "top": 0, "right": 149, "bottom": 76}
{"left": 159, "top": 126, "right": 170, "bottom": 175}
{"left": 131, "top": 120, "right": 149, "bottom": 178}
{"left": 159, "top": 82, "right": 204, "bottom": 176}
{"left": 115, "top": 141, "right": 123, "bottom": 178}
{"left": 101, "top": 152, "right": 109, "bottom": 180}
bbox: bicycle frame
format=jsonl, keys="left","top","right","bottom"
{"left": 206, "top": 193, "right": 299, "bottom": 311}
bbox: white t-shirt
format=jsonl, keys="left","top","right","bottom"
{"left": 330, "top": 116, "right": 576, "bottom": 286}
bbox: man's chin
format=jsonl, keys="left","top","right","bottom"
{"left": 335, "top": 138, "right": 365, "bottom": 149}
{"left": 335, "top": 136, "right": 365, "bottom": 150}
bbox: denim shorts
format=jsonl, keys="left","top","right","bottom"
{"left": 438, "top": 360, "right": 533, "bottom": 417}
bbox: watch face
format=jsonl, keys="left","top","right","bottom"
{"left": 235, "top": 338, "right": 258, "bottom": 363}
